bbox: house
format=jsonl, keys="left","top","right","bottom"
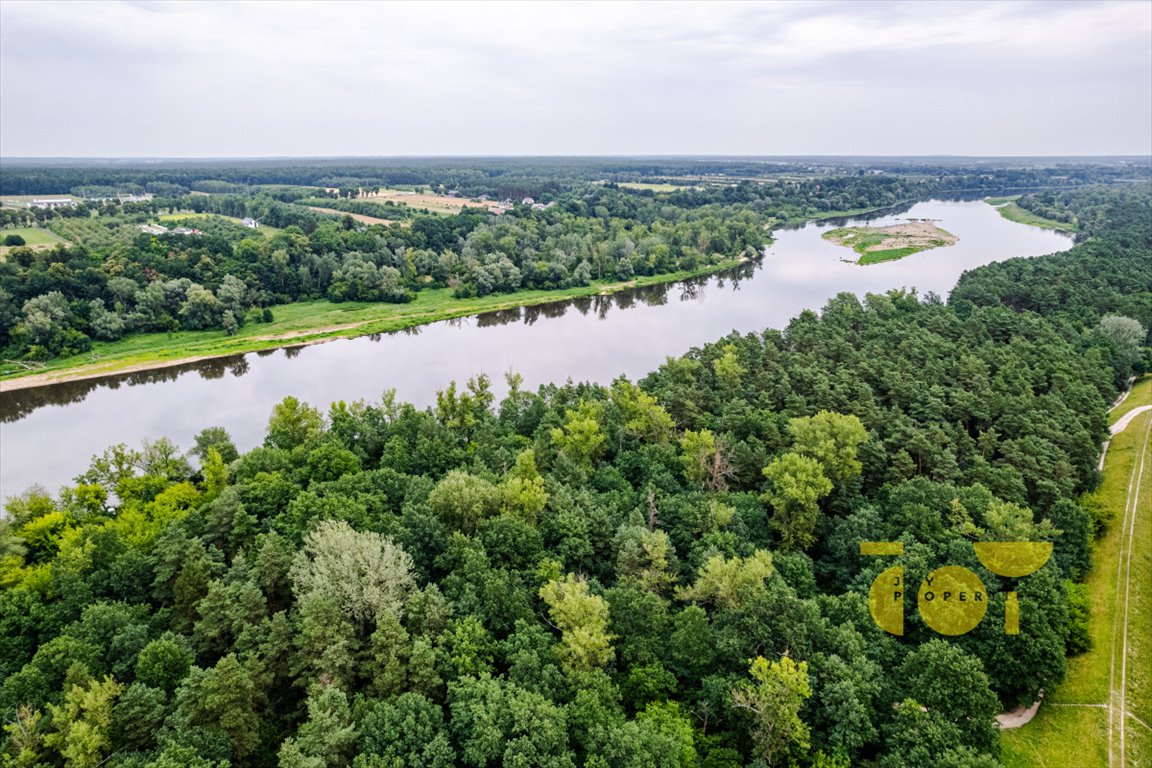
{"left": 170, "top": 227, "right": 202, "bottom": 236}
{"left": 30, "top": 198, "right": 76, "bottom": 209}
{"left": 241, "top": 217, "right": 259, "bottom": 228}
{"left": 140, "top": 224, "right": 169, "bottom": 235}
{"left": 488, "top": 206, "right": 506, "bottom": 216}
{"left": 521, "top": 197, "right": 535, "bottom": 205}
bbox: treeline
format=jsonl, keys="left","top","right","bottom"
{"left": 0, "top": 187, "right": 765, "bottom": 359}
{"left": 0, "top": 187, "right": 1147, "bottom": 767}
{"left": 3, "top": 157, "right": 1146, "bottom": 200}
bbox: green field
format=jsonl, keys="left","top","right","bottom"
{"left": 1002, "top": 377, "right": 1151, "bottom": 768}
{"left": 988, "top": 201, "right": 1078, "bottom": 232}
{"left": 0, "top": 227, "right": 69, "bottom": 256}
{"left": 0, "top": 258, "right": 746, "bottom": 385}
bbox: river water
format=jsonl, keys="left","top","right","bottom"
{"left": 0, "top": 201, "right": 1073, "bottom": 499}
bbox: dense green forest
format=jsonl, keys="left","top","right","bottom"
{"left": 3, "top": 159, "right": 1148, "bottom": 364}
{"left": 1, "top": 184, "right": 1148, "bottom": 767}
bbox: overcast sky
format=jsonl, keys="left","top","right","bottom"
{"left": 1, "top": 0, "right": 1149, "bottom": 158}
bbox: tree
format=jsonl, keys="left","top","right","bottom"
{"left": 291, "top": 519, "right": 415, "bottom": 625}
{"left": 896, "top": 639, "right": 999, "bottom": 752}
{"left": 426, "top": 470, "right": 502, "bottom": 534}
{"left": 3, "top": 233, "right": 26, "bottom": 246}
{"left": 732, "top": 655, "right": 812, "bottom": 767}
{"left": 1099, "top": 314, "right": 1146, "bottom": 363}
{"left": 539, "top": 573, "right": 615, "bottom": 671}
{"left": 676, "top": 550, "right": 773, "bottom": 610}
{"left": 761, "top": 452, "right": 832, "bottom": 551}
{"left": 278, "top": 685, "right": 358, "bottom": 768}
{"left": 551, "top": 402, "right": 606, "bottom": 468}
{"left": 44, "top": 675, "right": 123, "bottom": 768}
{"left": 178, "top": 284, "right": 224, "bottom": 330}
{"left": 266, "top": 396, "right": 325, "bottom": 450}
{"left": 359, "top": 692, "right": 455, "bottom": 767}
{"left": 168, "top": 654, "right": 263, "bottom": 762}
{"left": 787, "top": 411, "right": 868, "bottom": 484}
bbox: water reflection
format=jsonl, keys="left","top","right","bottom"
{"left": 0, "top": 201, "right": 1073, "bottom": 497}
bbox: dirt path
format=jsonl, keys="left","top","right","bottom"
{"left": 1109, "top": 410, "right": 1149, "bottom": 766}
{"left": 1111, "top": 405, "right": 1151, "bottom": 436}
{"left": 997, "top": 694, "right": 1044, "bottom": 729}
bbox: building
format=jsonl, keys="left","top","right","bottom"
{"left": 140, "top": 224, "right": 169, "bottom": 235}
{"left": 521, "top": 197, "right": 535, "bottom": 205}
{"left": 30, "top": 198, "right": 76, "bottom": 209}
{"left": 241, "top": 217, "right": 259, "bottom": 228}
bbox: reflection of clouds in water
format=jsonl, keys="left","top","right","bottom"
{"left": 0, "top": 201, "right": 1073, "bottom": 498}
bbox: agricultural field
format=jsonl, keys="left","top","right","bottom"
{"left": 357, "top": 188, "right": 488, "bottom": 214}
{"left": 46, "top": 215, "right": 146, "bottom": 251}
{"left": 300, "top": 205, "right": 397, "bottom": 226}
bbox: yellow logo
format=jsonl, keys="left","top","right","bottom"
{"left": 862, "top": 541, "right": 1052, "bottom": 636}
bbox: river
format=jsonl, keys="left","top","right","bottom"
{"left": 0, "top": 200, "right": 1073, "bottom": 499}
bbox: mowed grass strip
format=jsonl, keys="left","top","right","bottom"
{"left": 1001, "top": 402, "right": 1151, "bottom": 768}
{"left": 0, "top": 258, "right": 744, "bottom": 384}
{"left": 1001, "top": 706, "right": 1109, "bottom": 768}
{"left": 1110, "top": 376, "right": 1152, "bottom": 425}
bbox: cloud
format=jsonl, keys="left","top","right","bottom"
{"left": 1, "top": 0, "right": 1148, "bottom": 156}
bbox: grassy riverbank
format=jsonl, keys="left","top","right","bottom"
{"left": 987, "top": 198, "right": 1078, "bottom": 232}
{"left": 0, "top": 258, "right": 746, "bottom": 389}
{"left": 1001, "top": 377, "right": 1151, "bottom": 767}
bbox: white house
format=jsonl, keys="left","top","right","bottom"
{"left": 241, "top": 217, "right": 259, "bottom": 228}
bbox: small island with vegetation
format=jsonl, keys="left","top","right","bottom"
{"left": 821, "top": 219, "right": 958, "bottom": 264}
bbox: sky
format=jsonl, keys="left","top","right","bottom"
{"left": 1, "top": 0, "right": 1149, "bottom": 158}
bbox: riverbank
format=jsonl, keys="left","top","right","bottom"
{"left": 986, "top": 198, "right": 1078, "bottom": 232}
{"left": 0, "top": 257, "right": 747, "bottom": 392}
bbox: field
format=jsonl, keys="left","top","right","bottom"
{"left": 301, "top": 205, "right": 397, "bottom": 226}
{"left": 822, "top": 220, "right": 958, "bottom": 265}
{"left": 0, "top": 257, "right": 745, "bottom": 388}
{"left": 158, "top": 212, "right": 284, "bottom": 236}
{"left": 357, "top": 189, "right": 487, "bottom": 215}
{"left": 0, "top": 227, "right": 69, "bottom": 257}
{"left": 987, "top": 200, "right": 1078, "bottom": 232}
{"left": 616, "top": 182, "right": 693, "bottom": 192}
{"left": 1001, "top": 376, "right": 1151, "bottom": 768}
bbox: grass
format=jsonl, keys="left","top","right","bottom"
{"left": 0, "top": 227, "right": 69, "bottom": 257}
{"left": 0, "top": 258, "right": 747, "bottom": 384}
{"left": 1110, "top": 376, "right": 1152, "bottom": 425}
{"left": 1001, "top": 378, "right": 1151, "bottom": 768}
{"left": 989, "top": 201, "right": 1078, "bottom": 233}
{"left": 985, "top": 195, "right": 1021, "bottom": 206}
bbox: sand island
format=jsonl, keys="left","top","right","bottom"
{"left": 822, "top": 219, "right": 958, "bottom": 265}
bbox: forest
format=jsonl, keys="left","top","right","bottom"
{"left": 0, "top": 184, "right": 1148, "bottom": 767}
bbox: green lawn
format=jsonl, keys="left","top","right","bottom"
{"left": 1001, "top": 385, "right": 1151, "bottom": 768}
{"left": 0, "top": 258, "right": 746, "bottom": 384}
{"left": 0, "top": 227, "right": 69, "bottom": 256}
{"left": 989, "top": 202, "right": 1078, "bottom": 233}
{"left": 617, "top": 182, "right": 688, "bottom": 192}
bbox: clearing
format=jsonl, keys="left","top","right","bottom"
{"left": 1001, "top": 376, "right": 1151, "bottom": 768}
{"left": 0, "top": 227, "right": 69, "bottom": 257}
{"left": 300, "top": 206, "right": 397, "bottom": 226}
{"left": 821, "top": 220, "right": 958, "bottom": 265}
{"left": 356, "top": 189, "right": 487, "bottom": 215}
